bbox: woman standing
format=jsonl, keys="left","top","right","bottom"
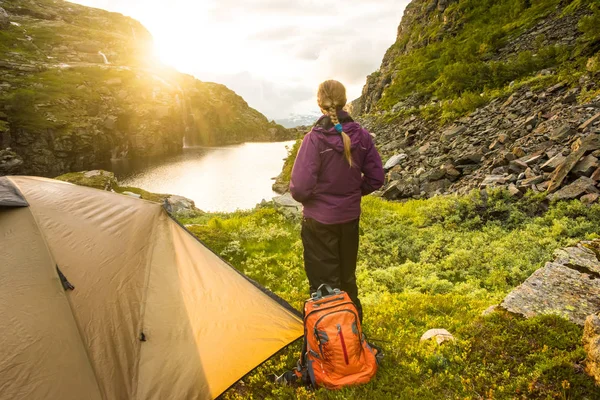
{"left": 290, "top": 80, "right": 385, "bottom": 322}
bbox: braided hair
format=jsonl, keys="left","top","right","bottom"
{"left": 317, "top": 80, "right": 353, "bottom": 167}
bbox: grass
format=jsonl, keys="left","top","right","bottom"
{"left": 368, "top": 0, "right": 600, "bottom": 121}
{"left": 179, "top": 190, "right": 600, "bottom": 399}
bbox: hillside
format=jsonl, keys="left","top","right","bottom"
{"left": 347, "top": 0, "right": 600, "bottom": 202}
{"left": 0, "top": 0, "right": 293, "bottom": 177}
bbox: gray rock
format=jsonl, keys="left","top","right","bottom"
{"left": 579, "top": 112, "right": 600, "bottom": 131}
{"left": 549, "top": 124, "right": 574, "bottom": 142}
{"left": 441, "top": 126, "right": 466, "bottom": 142}
{"left": 501, "top": 261, "right": 600, "bottom": 326}
{"left": 480, "top": 175, "right": 506, "bottom": 188}
{"left": 521, "top": 175, "right": 544, "bottom": 186}
{"left": 455, "top": 151, "right": 483, "bottom": 165}
{"left": 272, "top": 193, "right": 302, "bottom": 219}
{"left": 548, "top": 176, "right": 599, "bottom": 201}
{"left": 420, "top": 329, "right": 455, "bottom": 345}
{"left": 573, "top": 155, "right": 599, "bottom": 177}
{"left": 423, "top": 167, "right": 446, "bottom": 182}
{"left": 554, "top": 243, "right": 600, "bottom": 275}
{"left": 540, "top": 154, "right": 566, "bottom": 172}
{"left": 165, "top": 195, "right": 200, "bottom": 217}
{"left": 0, "top": 7, "right": 9, "bottom": 30}
{"left": 384, "top": 153, "right": 408, "bottom": 170}
{"left": 583, "top": 313, "right": 600, "bottom": 384}
{"left": 422, "top": 178, "right": 450, "bottom": 196}
{"left": 582, "top": 193, "right": 600, "bottom": 205}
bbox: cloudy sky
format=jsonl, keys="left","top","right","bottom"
{"left": 71, "top": 0, "right": 409, "bottom": 119}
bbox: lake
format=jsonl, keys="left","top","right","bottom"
{"left": 109, "top": 141, "right": 295, "bottom": 212}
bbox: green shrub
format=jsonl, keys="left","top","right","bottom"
{"left": 182, "top": 191, "right": 600, "bottom": 399}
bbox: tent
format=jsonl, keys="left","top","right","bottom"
{"left": 0, "top": 176, "right": 303, "bottom": 400}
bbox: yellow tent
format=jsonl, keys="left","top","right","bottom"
{"left": 0, "top": 176, "right": 303, "bottom": 400}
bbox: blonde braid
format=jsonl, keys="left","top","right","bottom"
{"left": 327, "top": 106, "right": 353, "bottom": 167}
{"left": 317, "top": 80, "right": 353, "bottom": 167}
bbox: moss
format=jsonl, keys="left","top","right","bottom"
{"left": 55, "top": 171, "right": 117, "bottom": 190}
{"left": 114, "top": 186, "right": 168, "bottom": 203}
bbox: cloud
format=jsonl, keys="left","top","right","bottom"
{"left": 70, "top": 0, "right": 411, "bottom": 117}
{"left": 199, "top": 71, "right": 316, "bottom": 119}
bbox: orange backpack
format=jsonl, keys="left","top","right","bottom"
{"left": 293, "top": 284, "right": 379, "bottom": 389}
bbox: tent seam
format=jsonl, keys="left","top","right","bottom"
{"left": 131, "top": 204, "right": 163, "bottom": 400}
{"left": 8, "top": 177, "right": 104, "bottom": 398}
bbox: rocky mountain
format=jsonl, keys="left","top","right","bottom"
{"left": 348, "top": 0, "right": 600, "bottom": 201}
{"left": 275, "top": 112, "right": 320, "bottom": 129}
{"left": 0, "top": 0, "right": 293, "bottom": 177}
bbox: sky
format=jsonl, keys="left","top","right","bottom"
{"left": 70, "top": 0, "right": 410, "bottom": 120}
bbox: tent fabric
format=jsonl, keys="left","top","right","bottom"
{"left": 0, "top": 176, "right": 28, "bottom": 207}
{"left": 0, "top": 176, "right": 303, "bottom": 400}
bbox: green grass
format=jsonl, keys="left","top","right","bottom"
{"left": 370, "top": 0, "right": 599, "bottom": 121}
{"left": 181, "top": 190, "right": 600, "bottom": 399}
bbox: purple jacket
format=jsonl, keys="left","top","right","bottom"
{"left": 290, "top": 112, "right": 385, "bottom": 224}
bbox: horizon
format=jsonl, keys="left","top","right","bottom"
{"left": 68, "top": 0, "right": 409, "bottom": 120}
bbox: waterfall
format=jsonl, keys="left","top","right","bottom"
{"left": 183, "top": 135, "right": 189, "bottom": 149}
{"left": 98, "top": 51, "right": 110, "bottom": 65}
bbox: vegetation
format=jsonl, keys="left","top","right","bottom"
{"left": 373, "top": 0, "right": 599, "bottom": 120}
{"left": 180, "top": 190, "right": 600, "bottom": 399}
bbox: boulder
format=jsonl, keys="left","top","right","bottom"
{"left": 382, "top": 180, "right": 402, "bottom": 199}
{"left": 507, "top": 184, "right": 523, "bottom": 198}
{"left": 480, "top": 175, "right": 506, "bottom": 188}
{"left": 583, "top": 313, "right": 600, "bottom": 384}
{"left": 384, "top": 153, "right": 408, "bottom": 170}
{"left": 441, "top": 126, "right": 466, "bottom": 142}
{"left": 549, "top": 123, "right": 574, "bottom": 142}
{"left": 423, "top": 167, "right": 446, "bottom": 182}
{"left": 420, "top": 329, "right": 455, "bottom": 345}
{"left": 0, "top": 148, "right": 24, "bottom": 174}
{"left": 573, "top": 155, "right": 599, "bottom": 177}
{"left": 455, "top": 151, "right": 483, "bottom": 165}
{"left": 165, "top": 195, "right": 201, "bottom": 217}
{"left": 501, "top": 240, "right": 600, "bottom": 326}
{"left": 548, "top": 135, "right": 600, "bottom": 193}
{"left": 0, "top": 7, "right": 9, "bottom": 30}
{"left": 272, "top": 193, "right": 302, "bottom": 219}
{"left": 592, "top": 167, "right": 600, "bottom": 182}
{"left": 548, "top": 176, "right": 599, "bottom": 201}
{"left": 579, "top": 112, "right": 600, "bottom": 132}
{"left": 581, "top": 193, "right": 600, "bottom": 205}
{"left": 422, "top": 179, "right": 450, "bottom": 196}
{"left": 540, "top": 154, "right": 566, "bottom": 172}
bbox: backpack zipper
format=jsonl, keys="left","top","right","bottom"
{"left": 313, "top": 309, "right": 359, "bottom": 361}
{"left": 304, "top": 301, "right": 355, "bottom": 321}
{"left": 337, "top": 324, "right": 350, "bottom": 365}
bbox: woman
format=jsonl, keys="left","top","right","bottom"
{"left": 290, "top": 80, "right": 385, "bottom": 322}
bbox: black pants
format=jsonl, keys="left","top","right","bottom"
{"left": 301, "top": 217, "right": 362, "bottom": 322}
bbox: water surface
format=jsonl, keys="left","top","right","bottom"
{"left": 110, "top": 141, "right": 295, "bottom": 212}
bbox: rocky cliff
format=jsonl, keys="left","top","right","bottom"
{"left": 348, "top": 0, "right": 600, "bottom": 201}
{"left": 0, "top": 0, "right": 292, "bottom": 177}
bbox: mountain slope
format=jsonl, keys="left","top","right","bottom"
{"left": 344, "top": 0, "right": 600, "bottom": 202}
{"left": 352, "top": 0, "right": 599, "bottom": 116}
{"left": 0, "top": 0, "right": 292, "bottom": 177}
